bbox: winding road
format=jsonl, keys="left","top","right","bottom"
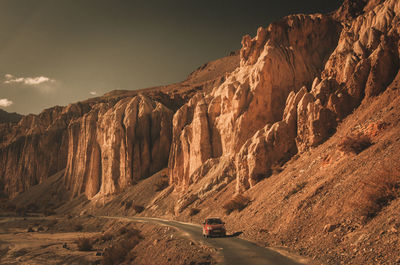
{"left": 106, "top": 216, "right": 305, "bottom": 265}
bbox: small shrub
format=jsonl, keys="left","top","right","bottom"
{"left": 119, "top": 226, "right": 129, "bottom": 235}
{"left": 15, "top": 206, "right": 27, "bottom": 216}
{"left": 102, "top": 243, "right": 129, "bottom": 265}
{"left": 12, "top": 248, "right": 28, "bottom": 258}
{"left": 47, "top": 219, "right": 58, "bottom": 227}
{"left": 125, "top": 228, "right": 142, "bottom": 240}
{"left": 154, "top": 177, "right": 169, "bottom": 192}
{"left": 5, "top": 203, "right": 16, "bottom": 211}
{"left": 26, "top": 203, "right": 38, "bottom": 212}
{"left": 76, "top": 237, "right": 93, "bottom": 251}
{"left": 189, "top": 208, "right": 200, "bottom": 216}
{"left": 124, "top": 200, "right": 133, "bottom": 210}
{"left": 358, "top": 167, "right": 400, "bottom": 221}
{"left": 133, "top": 205, "right": 144, "bottom": 213}
{"left": 284, "top": 182, "right": 307, "bottom": 200}
{"left": 74, "top": 224, "right": 83, "bottom": 231}
{"left": 43, "top": 209, "right": 56, "bottom": 216}
{"left": 222, "top": 194, "right": 250, "bottom": 215}
{"left": 102, "top": 232, "right": 142, "bottom": 265}
{"left": 99, "top": 233, "right": 113, "bottom": 242}
{"left": 271, "top": 165, "right": 284, "bottom": 175}
{"left": 0, "top": 245, "right": 9, "bottom": 258}
{"left": 338, "top": 133, "right": 372, "bottom": 154}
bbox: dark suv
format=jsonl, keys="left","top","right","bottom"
{"left": 202, "top": 218, "right": 226, "bottom": 237}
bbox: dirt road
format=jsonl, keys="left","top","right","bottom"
{"left": 106, "top": 216, "right": 306, "bottom": 265}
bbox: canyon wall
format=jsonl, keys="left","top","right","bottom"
{"left": 169, "top": 0, "right": 400, "bottom": 192}
{"left": 2, "top": 0, "right": 399, "bottom": 201}
{"left": 0, "top": 52, "right": 238, "bottom": 198}
{"left": 0, "top": 103, "right": 90, "bottom": 198}
{"left": 169, "top": 14, "right": 342, "bottom": 190}
{"left": 64, "top": 95, "right": 173, "bottom": 198}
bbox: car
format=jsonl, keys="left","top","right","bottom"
{"left": 202, "top": 217, "right": 226, "bottom": 238}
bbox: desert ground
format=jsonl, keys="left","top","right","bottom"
{"left": 0, "top": 214, "right": 217, "bottom": 265}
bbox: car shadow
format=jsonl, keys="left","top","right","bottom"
{"left": 225, "top": 231, "right": 243, "bottom": 238}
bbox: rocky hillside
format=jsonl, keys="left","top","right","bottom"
{"left": 169, "top": 0, "right": 399, "bottom": 196}
{"left": 3, "top": 0, "right": 400, "bottom": 264}
{"left": 0, "top": 53, "right": 239, "bottom": 199}
{"left": 1, "top": 0, "right": 398, "bottom": 207}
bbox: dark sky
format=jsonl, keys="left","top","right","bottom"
{"left": 0, "top": 0, "right": 342, "bottom": 114}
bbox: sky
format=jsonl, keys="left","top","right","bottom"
{"left": 0, "top": 0, "right": 342, "bottom": 115}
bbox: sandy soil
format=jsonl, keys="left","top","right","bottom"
{"left": 0, "top": 216, "right": 102, "bottom": 265}
{"left": 0, "top": 215, "right": 216, "bottom": 265}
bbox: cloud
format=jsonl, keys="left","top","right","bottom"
{"left": 4, "top": 74, "right": 58, "bottom": 93}
{"left": 5, "top": 74, "right": 55, "bottom": 86}
{"left": 0, "top": 98, "right": 13, "bottom": 107}
{"left": 4, "top": 74, "right": 55, "bottom": 86}
{"left": 89, "top": 91, "right": 97, "bottom": 95}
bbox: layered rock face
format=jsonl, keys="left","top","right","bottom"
{"left": 170, "top": 0, "right": 400, "bottom": 192}
{"left": 3, "top": 0, "right": 399, "bottom": 202}
{"left": 64, "top": 95, "right": 173, "bottom": 198}
{"left": 0, "top": 104, "right": 90, "bottom": 198}
{"left": 236, "top": 0, "right": 400, "bottom": 190}
{"left": 169, "top": 14, "right": 341, "bottom": 190}
{"left": 0, "top": 50, "right": 239, "bottom": 199}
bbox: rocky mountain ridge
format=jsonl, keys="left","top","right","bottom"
{"left": 0, "top": 109, "right": 22, "bottom": 124}
{"left": 170, "top": 0, "right": 399, "bottom": 194}
{"left": 2, "top": 0, "right": 400, "bottom": 264}
{"left": 0, "top": 53, "right": 239, "bottom": 198}
{"left": 1, "top": 0, "right": 399, "bottom": 203}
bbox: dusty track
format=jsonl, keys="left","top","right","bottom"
{"left": 103, "top": 216, "right": 305, "bottom": 265}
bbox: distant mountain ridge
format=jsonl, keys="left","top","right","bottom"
{"left": 0, "top": 109, "right": 22, "bottom": 124}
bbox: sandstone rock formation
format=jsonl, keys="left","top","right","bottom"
{"left": 0, "top": 103, "right": 90, "bottom": 198}
{"left": 169, "top": 0, "right": 400, "bottom": 192}
{"left": 2, "top": 0, "right": 399, "bottom": 202}
{"left": 0, "top": 49, "right": 239, "bottom": 199}
{"left": 64, "top": 94, "right": 173, "bottom": 198}
{"left": 169, "top": 14, "right": 342, "bottom": 190}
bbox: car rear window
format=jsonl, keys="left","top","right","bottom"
{"left": 207, "top": 218, "right": 222, "bottom": 224}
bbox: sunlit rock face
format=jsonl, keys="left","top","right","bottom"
{"left": 64, "top": 94, "right": 173, "bottom": 198}
{"left": 170, "top": 0, "right": 400, "bottom": 192}
{"left": 169, "top": 14, "right": 342, "bottom": 190}
{"left": 2, "top": 0, "right": 399, "bottom": 201}
{"left": 0, "top": 103, "right": 90, "bottom": 198}
{"left": 0, "top": 51, "right": 239, "bottom": 199}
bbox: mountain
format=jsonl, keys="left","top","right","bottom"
{"left": 0, "top": 109, "right": 22, "bottom": 124}
{"left": 1, "top": 0, "right": 400, "bottom": 264}
{"left": 0, "top": 52, "right": 239, "bottom": 198}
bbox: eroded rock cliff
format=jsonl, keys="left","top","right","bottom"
{"left": 64, "top": 95, "right": 173, "bottom": 198}
{"left": 169, "top": 13, "right": 342, "bottom": 191}
{"left": 0, "top": 52, "right": 239, "bottom": 198}
{"left": 0, "top": 103, "right": 90, "bottom": 198}
{"left": 169, "top": 0, "right": 400, "bottom": 193}
{"left": 3, "top": 0, "right": 399, "bottom": 202}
